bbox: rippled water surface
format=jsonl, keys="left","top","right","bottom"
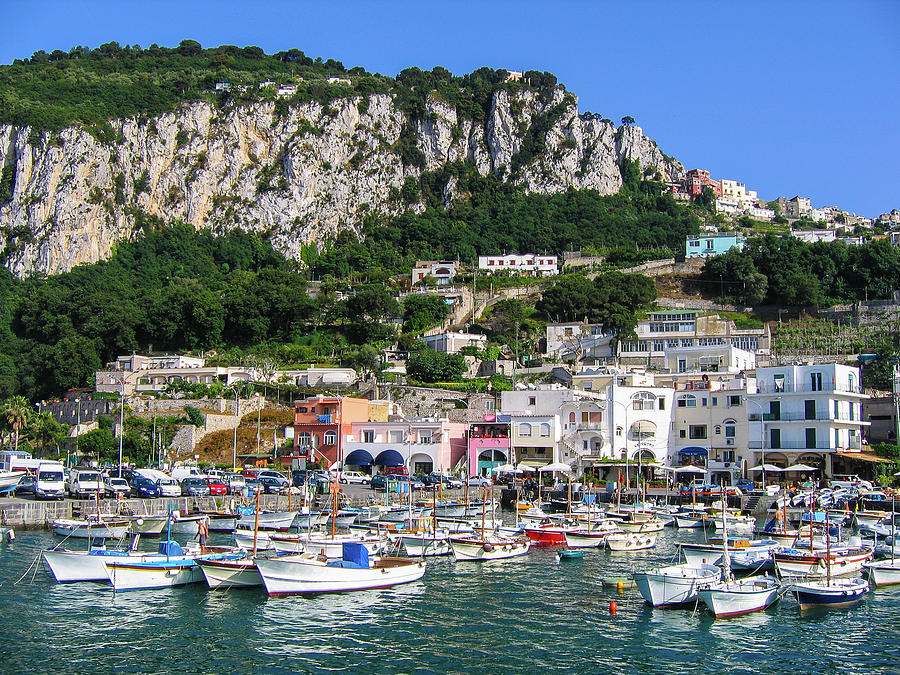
{"left": 1, "top": 527, "right": 897, "bottom": 674}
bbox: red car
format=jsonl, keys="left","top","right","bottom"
{"left": 206, "top": 478, "right": 228, "bottom": 496}
{"left": 241, "top": 469, "right": 259, "bottom": 479}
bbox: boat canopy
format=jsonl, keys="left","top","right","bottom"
{"left": 345, "top": 449, "right": 374, "bottom": 466}
{"left": 374, "top": 449, "right": 404, "bottom": 467}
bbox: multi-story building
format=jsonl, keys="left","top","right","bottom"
{"left": 477, "top": 254, "right": 558, "bottom": 277}
{"left": 343, "top": 418, "right": 467, "bottom": 475}
{"left": 95, "top": 354, "right": 252, "bottom": 395}
{"left": 411, "top": 261, "right": 457, "bottom": 286}
{"left": 685, "top": 169, "right": 722, "bottom": 198}
{"left": 792, "top": 229, "right": 837, "bottom": 244}
{"left": 467, "top": 415, "right": 512, "bottom": 475}
{"left": 747, "top": 364, "right": 869, "bottom": 476}
{"left": 544, "top": 322, "right": 606, "bottom": 360}
{"left": 618, "top": 311, "right": 771, "bottom": 367}
{"left": 685, "top": 234, "right": 746, "bottom": 258}
{"left": 780, "top": 196, "right": 813, "bottom": 219}
{"left": 669, "top": 377, "right": 752, "bottom": 485}
{"left": 423, "top": 332, "right": 488, "bottom": 354}
{"left": 291, "top": 396, "right": 378, "bottom": 467}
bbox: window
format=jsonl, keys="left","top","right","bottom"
{"left": 689, "top": 425, "right": 708, "bottom": 439}
{"left": 323, "top": 431, "right": 337, "bottom": 445}
{"left": 714, "top": 425, "right": 722, "bottom": 435}
{"left": 569, "top": 412, "right": 577, "bottom": 423}
{"left": 298, "top": 432, "right": 311, "bottom": 446}
{"left": 540, "top": 423, "right": 551, "bottom": 437}
{"left": 581, "top": 412, "right": 589, "bottom": 423}
{"left": 805, "top": 428, "right": 816, "bottom": 449}
{"left": 632, "top": 392, "right": 656, "bottom": 411}
{"left": 363, "top": 430, "right": 374, "bottom": 443}
{"left": 679, "top": 429, "right": 686, "bottom": 438}
{"left": 658, "top": 399, "right": 665, "bottom": 410}
{"left": 711, "top": 397, "right": 718, "bottom": 406}
{"left": 727, "top": 395, "right": 741, "bottom": 407}
{"left": 528, "top": 397, "right": 536, "bottom": 406}
{"left": 835, "top": 429, "right": 841, "bottom": 447}
{"left": 849, "top": 403, "right": 855, "bottom": 421}
{"left": 419, "top": 431, "right": 432, "bottom": 444}
{"left": 724, "top": 422, "right": 736, "bottom": 438}
{"left": 834, "top": 400, "right": 839, "bottom": 417}
{"left": 389, "top": 430, "right": 403, "bottom": 443}
{"left": 518, "top": 423, "right": 532, "bottom": 437}
{"left": 810, "top": 372, "right": 823, "bottom": 391}
{"left": 536, "top": 447, "right": 547, "bottom": 455}
{"left": 677, "top": 395, "right": 697, "bottom": 408}
{"left": 701, "top": 397, "right": 708, "bottom": 407}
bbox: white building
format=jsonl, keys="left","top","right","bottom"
{"left": 422, "top": 331, "right": 488, "bottom": 354}
{"left": 544, "top": 322, "right": 607, "bottom": 360}
{"left": 748, "top": 206, "right": 775, "bottom": 221}
{"left": 603, "top": 374, "right": 676, "bottom": 469}
{"left": 411, "top": 261, "right": 457, "bottom": 286}
{"left": 792, "top": 229, "right": 837, "bottom": 244}
{"left": 477, "top": 254, "right": 558, "bottom": 277}
{"left": 746, "top": 364, "right": 869, "bottom": 476}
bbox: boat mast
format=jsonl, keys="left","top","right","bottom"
{"left": 825, "top": 510, "right": 831, "bottom": 586}
{"left": 252, "top": 484, "right": 261, "bottom": 556}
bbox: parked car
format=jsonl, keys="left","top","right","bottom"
{"left": 180, "top": 477, "right": 210, "bottom": 497}
{"left": 224, "top": 473, "right": 246, "bottom": 494}
{"left": 423, "top": 473, "right": 463, "bottom": 489}
{"left": 290, "top": 469, "right": 310, "bottom": 487}
{"left": 383, "top": 466, "right": 409, "bottom": 477}
{"left": 257, "top": 470, "right": 289, "bottom": 485}
{"left": 14, "top": 475, "right": 35, "bottom": 496}
{"left": 371, "top": 474, "right": 425, "bottom": 490}
{"left": 240, "top": 469, "right": 259, "bottom": 479}
{"left": 243, "top": 477, "right": 260, "bottom": 495}
{"left": 67, "top": 469, "right": 105, "bottom": 499}
{"left": 206, "top": 477, "right": 229, "bottom": 496}
{"left": 467, "top": 475, "right": 492, "bottom": 487}
{"left": 130, "top": 477, "right": 162, "bottom": 499}
{"left": 104, "top": 476, "right": 131, "bottom": 498}
{"left": 155, "top": 477, "right": 182, "bottom": 498}
{"left": 258, "top": 476, "right": 288, "bottom": 494}
{"left": 339, "top": 471, "right": 371, "bottom": 485}
{"left": 34, "top": 464, "right": 66, "bottom": 500}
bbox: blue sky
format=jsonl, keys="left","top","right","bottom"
{"left": 2, "top": 0, "right": 898, "bottom": 217}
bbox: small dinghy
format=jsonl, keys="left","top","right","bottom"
{"left": 556, "top": 549, "right": 584, "bottom": 561}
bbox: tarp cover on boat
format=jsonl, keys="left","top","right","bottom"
{"left": 158, "top": 540, "right": 184, "bottom": 556}
{"left": 679, "top": 446, "right": 708, "bottom": 456}
{"left": 374, "top": 449, "right": 404, "bottom": 466}
{"left": 343, "top": 541, "right": 369, "bottom": 568}
{"left": 345, "top": 449, "right": 375, "bottom": 466}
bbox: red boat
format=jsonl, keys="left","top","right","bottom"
{"left": 524, "top": 525, "right": 576, "bottom": 546}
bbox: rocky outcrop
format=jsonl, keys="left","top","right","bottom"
{"left": 0, "top": 88, "right": 683, "bottom": 276}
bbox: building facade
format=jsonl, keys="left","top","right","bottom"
{"left": 685, "top": 234, "right": 746, "bottom": 258}
{"left": 477, "top": 254, "right": 558, "bottom": 277}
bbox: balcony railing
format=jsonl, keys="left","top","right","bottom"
{"left": 749, "top": 412, "right": 867, "bottom": 423}
{"left": 748, "top": 439, "right": 861, "bottom": 451}
{"left": 754, "top": 383, "right": 863, "bottom": 395}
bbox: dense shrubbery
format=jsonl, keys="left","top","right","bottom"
{"left": 701, "top": 235, "right": 900, "bottom": 306}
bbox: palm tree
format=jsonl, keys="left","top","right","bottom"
{"left": 2, "top": 395, "right": 33, "bottom": 453}
{"left": 30, "top": 412, "right": 65, "bottom": 458}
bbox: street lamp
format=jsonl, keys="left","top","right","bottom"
{"left": 229, "top": 384, "right": 241, "bottom": 471}
{"left": 117, "top": 373, "right": 126, "bottom": 477}
{"left": 74, "top": 398, "right": 81, "bottom": 466}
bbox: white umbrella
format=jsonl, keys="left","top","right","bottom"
{"left": 491, "top": 463, "right": 518, "bottom": 473}
{"left": 784, "top": 463, "right": 819, "bottom": 472}
{"left": 748, "top": 464, "right": 784, "bottom": 472}
{"left": 539, "top": 462, "right": 572, "bottom": 473}
{"left": 516, "top": 462, "right": 538, "bottom": 472}
{"left": 674, "top": 465, "right": 708, "bottom": 474}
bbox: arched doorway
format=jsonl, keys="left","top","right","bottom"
{"left": 409, "top": 452, "right": 434, "bottom": 476}
{"left": 477, "top": 448, "right": 508, "bottom": 475}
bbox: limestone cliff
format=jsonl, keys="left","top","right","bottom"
{"left": 0, "top": 88, "right": 683, "bottom": 276}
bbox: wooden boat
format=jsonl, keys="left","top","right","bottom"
{"left": 324, "top": 510, "right": 359, "bottom": 528}
{"left": 697, "top": 511, "right": 781, "bottom": 618}
{"left": 618, "top": 517, "right": 664, "bottom": 534}
{"left": 199, "top": 511, "right": 238, "bottom": 533}
{"left": 400, "top": 532, "right": 455, "bottom": 557}
{"left": 292, "top": 510, "right": 329, "bottom": 530}
{"left": 774, "top": 546, "right": 873, "bottom": 577}
{"left": 633, "top": 564, "right": 721, "bottom": 607}
{"left": 104, "top": 541, "right": 242, "bottom": 590}
{"left": 197, "top": 556, "right": 263, "bottom": 589}
{"left": 564, "top": 521, "right": 623, "bottom": 549}
{"left": 790, "top": 576, "right": 869, "bottom": 609}
{"left": 863, "top": 559, "right": 900, "bottom": 587}
{"left": 255, "top": 543, "right": 426, "bottom": 595}
{"left": 450, "top": 534, "right": 530, "bottom": 561}
{"left": 523, "top": 524, "right": 577, "bottom": 546}
{"left": 607, "top": 532, "right": 657, "bottom": 551}
{"left": 168, "top": 512, "right": 209, "bottom": 538}
{"left": 53, "top": 518, "right": 131, "bottom": 539}
{"left": 556, "top": 550, "right": 584, "bottom": 561}
{"left": 269, "top": 533, "right": 388, "bottom": 558}
{"left": 679, "top": 538, "right": 781, "bottom": 567}
{"left": 127, "top": 515, "right": 168, "bottom": 537}
{"left": 236, "top": 510, "right": 295, "bottom": 531}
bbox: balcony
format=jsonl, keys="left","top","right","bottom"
{"left": 749, "top": 412, "right": 868, "bottom": 424}
{"left": 747, "top": 439, "right": 860, "bottom": 451}
{"left": 754, "top": 383, "right": 863, "bottom": 395}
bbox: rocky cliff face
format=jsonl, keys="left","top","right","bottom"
{"left": 0, "top": 88, "right": 683, "bottom": 276}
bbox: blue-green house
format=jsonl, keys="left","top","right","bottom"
{"left": 685, "top": 234, "right": 746, "bottom": 259}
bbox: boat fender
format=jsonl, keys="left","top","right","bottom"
{"left": 483, "top": 543, "right": 494, "bottom": 552}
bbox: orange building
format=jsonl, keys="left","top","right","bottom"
{"left": 290, "top": 395, "right": 374, "bottom": 467}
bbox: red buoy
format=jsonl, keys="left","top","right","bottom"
{"left": 609, "top": 601, "right": 617, "bottom": 615}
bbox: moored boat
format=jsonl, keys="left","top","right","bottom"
{"left": 53, "top": 518, "right": 131, "bottom": 539}
{"left": 450, "top": 535, "right": 530, "bottom": 561}
{"left": 774, "top": 546, "right": 873, "bottom": 577}
{"left": 607, "top": 532, "right": 656, "bottom": 551}
{"left": 255, "top": 542, "right": 426, "bottom": 595}
{"left": 197, "top": 556, "right": 263, "bottom": 589}
{"left": 633, "top": 563, "right": 721, "bottom": 608}
{"left": 104, "top": 541, "right": 242, "bottom": 590}
{"left": 789, "top": 577, "right": 869, "bottom": 610}
{"left": 698, "top": 575, "right": 781, "bottom": 617}
{"left": 863, "top": 559, "right": 900, "bottom": 588}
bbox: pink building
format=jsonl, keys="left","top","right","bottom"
{"left": 344, "top": 420, "right": 468, "bottom": 475}
{"left": 468, "top": 415, "right": 512, "bottom": 476}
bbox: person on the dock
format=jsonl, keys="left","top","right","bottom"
{"left": 197, "top": 518, "right": 209, "bottom": 550}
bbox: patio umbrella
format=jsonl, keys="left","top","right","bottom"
{"left": 674, "top": 465, "right": 708, "bottom": 474}
{"left": 516, "top": 462, "right": 538, "bottom": 472}
{"left": 491, "top": 463, "right": 517, "bottom": 473}
{"left": 747, "top": 464, "right": 784, "bottom": 472}
{"left": 538, "top": 462, "right": 572, "bottom": 473}
{"left": 784, "top": 463, "right": 819, "bottom": 472}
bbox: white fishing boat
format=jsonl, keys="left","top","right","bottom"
{"left": 564, "top": 521, "right": 623, "bottom": 549}
{"left": 606, "top": 532, "right": 657, "bottom": 551}
{"left": 0, "top": 470, "right": 25, "bottom": 493}
{"left": 633, "top": 563, "right": 721, "bottom": 607}
{"left": 105, "top": 542, "right": 242, "bottom": 591}
{"left": 674, "top": 513, "right": 708, "bottom": 529}
{"left": 697, "top": 509, "right": 781, "bottom": 618}
{"left": 401, "top": 532, "right": 455, "bottom": 557}
{"left": 711, "top": 514, "right": 756, "bottom": 532}
{"left": 236, "top": 510, "right": 295, "bottom": 531}
{"left": 200, "top": 512, "right": 238, "bottom": 533}
{"left": 789, "top": 576, "right": 869, "bottom": 609}
{"left": 270, "top": 533, "right": 387, "bottom": 558}
{"left": 679, "top": 538, "right": 781, "bottom": 567}
{"left": 169, "top": 512, "right": 209, "bottom": 538}
{"left": 774, "top": 546, "right": 873, "bottom": 577}
{"left": 450, "top": 534, "right": 530, "bottom": 561}
{"left": 128, "top": 515, "right": 168, "bottom": 537}
{"left": 234, "top": 528, "right": 275, "bottom": 550}
{"left": 197, "top": 556, "right": 263, "bottom": 589}
{"left": 53, "top": 518, "right": 131, "bottom": 539}
{"left": 618, "top": 516, "right": 664, "bottom": 533}
{"left": 255, "top": 543, "right": 426, "bottom": 595}
{"left": 863, "top": 559, "right": 900, "bottom": 587}
{"left": 292, "top": 510, "right": 329, "bottom": 530}
{"left": 324, "top": 510, "right": 359, "bottom": 528}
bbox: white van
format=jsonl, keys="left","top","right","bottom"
{"left": 67, "top": 469, "right": 105, "bottom": 499}
{"left": 35, "top": 463, "right": 66, "bottom": 500}
{"left": 171, "top": 467, "right": 207, "bottom": 482}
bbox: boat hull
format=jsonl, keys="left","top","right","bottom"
{"left": 607, "top": 533, "right": 656, "bottom": 551}
{"left": 52, "top": 519, "right": 131, "bottom": 539}
{"left": 450, "top": 537, "right": 530, "bottom": 561}
{"left": 697, "top": 576, "right": 780, "bottom": 618}
{"left": 105, "top": 559, "right": 204, "bottom": 590}
{"left": 774, "top": 548, "right": 873, "bottom": 577}
{"left": 401, "top": 534, "right": 453, "bottom": 557}
{"left": 864, "top": 559, "right": 900, "bottom": 587}
{"left": 790, "top": 578, "right": 869, "bottom": 609}
{"left": 256, "top": 555, "right": 425, "bottom": 595}
{"left": 633, "top": 564, "right": 721, "bottom": 607}
{"left": 197, "top": 558, "right": 262, "bottom": 588}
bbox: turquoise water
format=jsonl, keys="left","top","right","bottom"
{"left": 1, "top": 527, "right": 897, "bottom": 674}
